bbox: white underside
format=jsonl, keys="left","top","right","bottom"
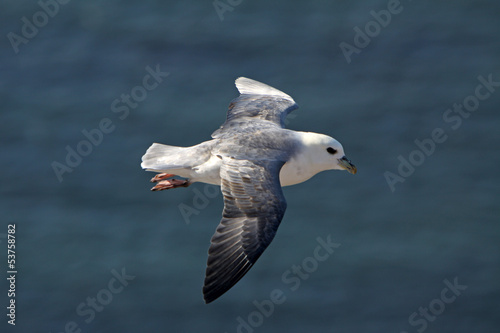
{"left": 169, "top": 153, "right": 318, "bottom": 187}
{"left": 143, "top": 131, "right": 340, "bottom": 187}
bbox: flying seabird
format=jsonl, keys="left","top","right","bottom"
{"left": 141, "top": 77, "right": 356, "bottom": 303}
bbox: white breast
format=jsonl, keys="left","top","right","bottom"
{"left": 279, "top": 155, "right": 317, "bottom": 186}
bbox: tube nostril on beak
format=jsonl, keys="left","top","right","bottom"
{"left": 338, "top": 156, "right": 357, "bottom": 174}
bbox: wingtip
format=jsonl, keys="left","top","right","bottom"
{"left": 203, "top": 291, "right": 216, "bottom": 304}
{"left": 234, "top": 77, "right": 295, "bottom": 102}
{"left": 202, "top": 284, "right": 223, "bottom": 304}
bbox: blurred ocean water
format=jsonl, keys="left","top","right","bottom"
{"left": 0, "top": 1, "right": 499, "bottom": 332}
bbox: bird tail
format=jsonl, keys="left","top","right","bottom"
{"left": 141, "top": 141, "right": 214, "bottom": 173}
{"left": 140, "top": 143, "right": 187, "bottom": 172}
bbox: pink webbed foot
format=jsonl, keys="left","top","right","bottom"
{"left": 150, "top": 173, "right": 175, "bottom": 183}
{"left": 151, "top": 178, "right": 190, "bottom": 191}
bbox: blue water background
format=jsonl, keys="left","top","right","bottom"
{"left": 0, "top": 1, "right": 499, "bottom": 332}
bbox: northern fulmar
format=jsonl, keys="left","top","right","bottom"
{"left": 141, "top": 77, "right": 356, "bottom": 303}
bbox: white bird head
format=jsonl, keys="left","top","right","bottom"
{"left": 301, "top": 132, "right": 357, "bottom": 175}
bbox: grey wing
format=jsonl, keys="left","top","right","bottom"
{"left": 203, "top": 157, "right": 287, "bottom": 303}
{"left": 212, "top": 77, "right": 298, "bottom": 138}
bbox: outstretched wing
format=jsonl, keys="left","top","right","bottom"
{"left": 203, "top": 157, "right": 287, "bottom": 303}
{"left": 212, "top": 77, "right": 298, "bottom": 138}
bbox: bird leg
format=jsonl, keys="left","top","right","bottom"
{"left": 151, "top": 178, "right": 190, "bottom": 191}
{"left": 150, "top": 173, "right": 175, "bottom": 183}
{"left": 149, "top": 173, "right": 190, "bottom": 191}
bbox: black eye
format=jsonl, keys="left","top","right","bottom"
{"left": 327, "top": 147, "right": 337, "bottom": 154}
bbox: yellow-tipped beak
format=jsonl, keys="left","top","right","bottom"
{"left": 338, "top": 156, "right": 357, "bottom": 174}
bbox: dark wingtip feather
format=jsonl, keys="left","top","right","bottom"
{"left": 202, "top": 251, "right": 254, "bottom": 303}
